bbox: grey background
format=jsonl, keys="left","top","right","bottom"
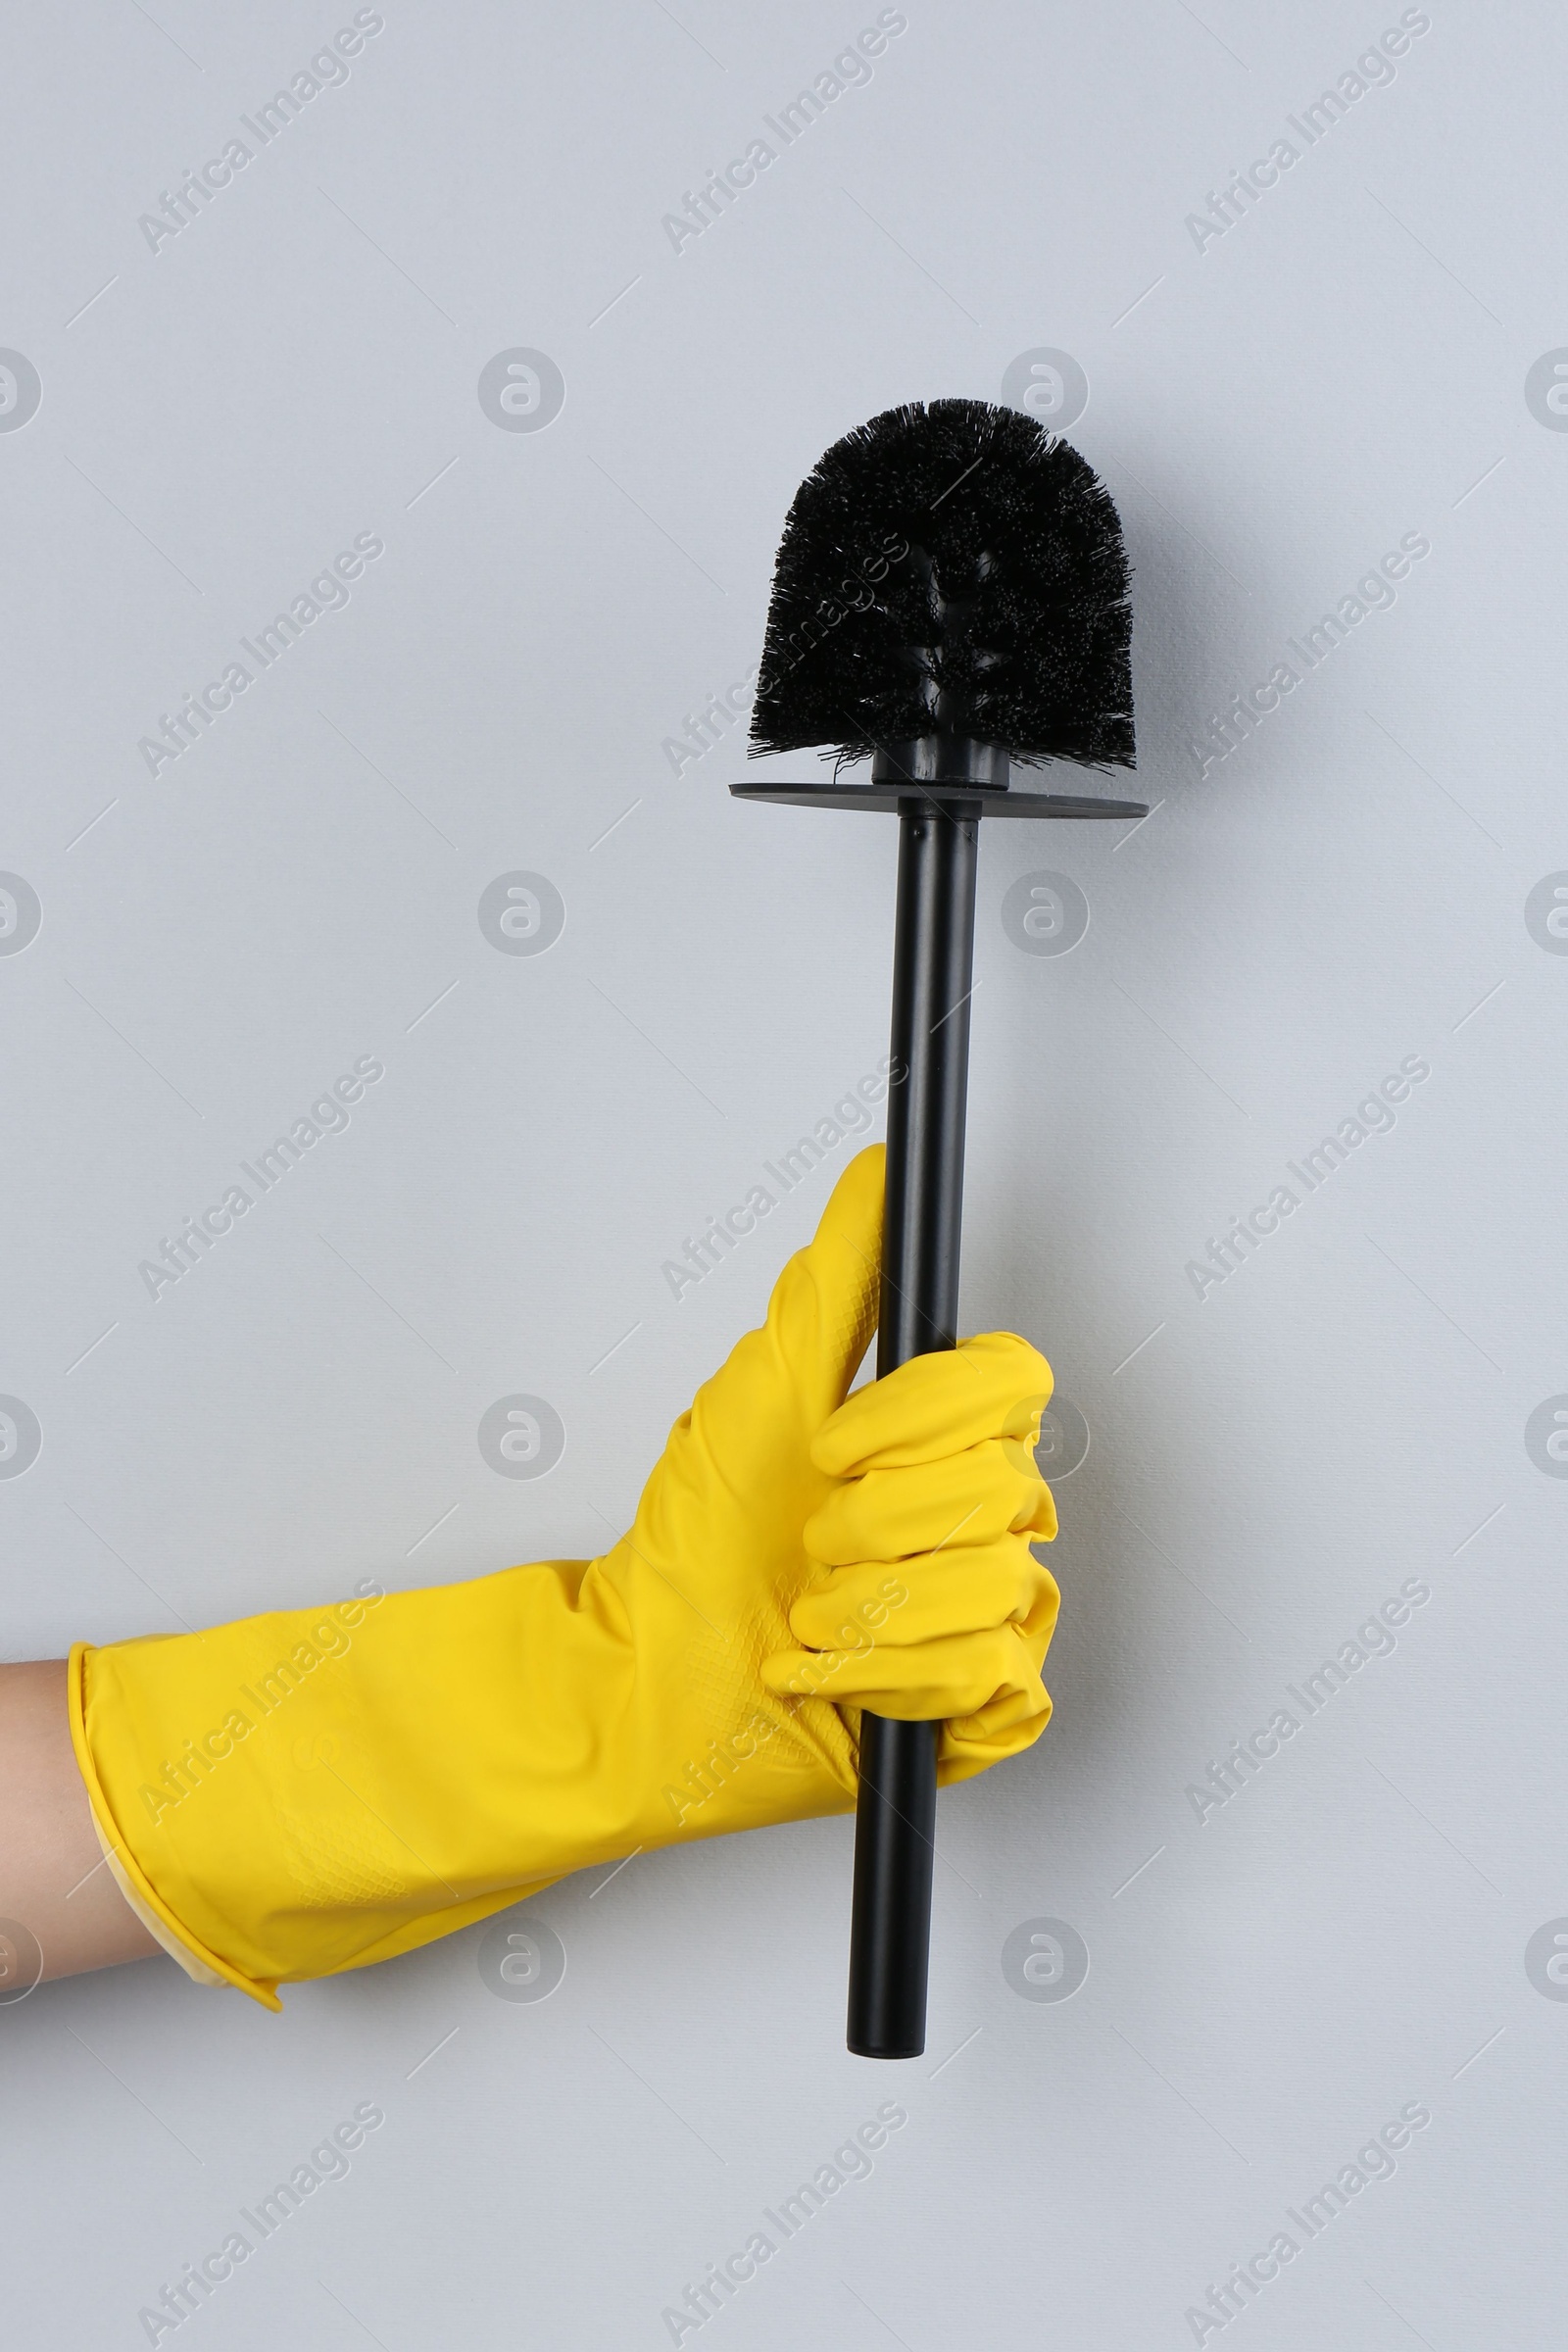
{"left": 2, "top": 1, "right": 1565, "bottom": 2343}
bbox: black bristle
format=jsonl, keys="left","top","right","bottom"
{"left": 750, "top": 398, "right": 1134, "bottom": 771}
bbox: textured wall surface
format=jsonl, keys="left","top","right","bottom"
{"left": 3, "top": 2, "right": 1565, "bottom": 2344}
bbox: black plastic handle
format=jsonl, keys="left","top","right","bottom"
{"left": 847, "top": 802, "right": 978, "bottom": 2059}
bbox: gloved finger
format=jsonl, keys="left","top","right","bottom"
{"left": 763, "top": 1618, "right": 1054, "bottom": 1724}
{"left": 787, "top": 1540, "right": 1057, "bottom": 1653}
{"left": 804, "top": 1437, "right": 1056, "bottom": 1565}
{"left": 937, "top": 1674, "right": 1055, "bottom": 1782}
{"left": 674, "top": 1145, "right": 884, "bottom": 1488}
{"left": 811, "top": 1331, "right": 1053, "bottom": 1476}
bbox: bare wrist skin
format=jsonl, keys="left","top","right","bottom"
{"left": 0, "top": 1660, "right": 158, "bottom": 1984}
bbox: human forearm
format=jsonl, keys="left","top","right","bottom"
{"left": 0, "top": 1659, "right": 158, "bottom": 1985}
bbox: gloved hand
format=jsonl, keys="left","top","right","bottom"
{"left": 70, "top": 1146, "right": 1059, "bottom": 2008}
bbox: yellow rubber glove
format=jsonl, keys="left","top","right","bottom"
{"left": 70, "top": 1146, "right": 1059, "bottom": 2009}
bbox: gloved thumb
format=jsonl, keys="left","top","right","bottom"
{"left": 766, "top": 1142, "right": 884, "bottom": 1423}
{"left": 670, "top": 1146, "right": 884, "bottom": 1493}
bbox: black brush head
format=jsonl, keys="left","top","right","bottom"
{"left": 751, "top": 398, "right": 1134, "bottom": 772}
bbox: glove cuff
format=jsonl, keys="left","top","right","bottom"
{"left": 69, "top": 1642, "right": 281, "bottom": 2008}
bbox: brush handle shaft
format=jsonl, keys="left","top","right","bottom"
{"left": 847, "top": 804, "right": 978, "bottom": 2059}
